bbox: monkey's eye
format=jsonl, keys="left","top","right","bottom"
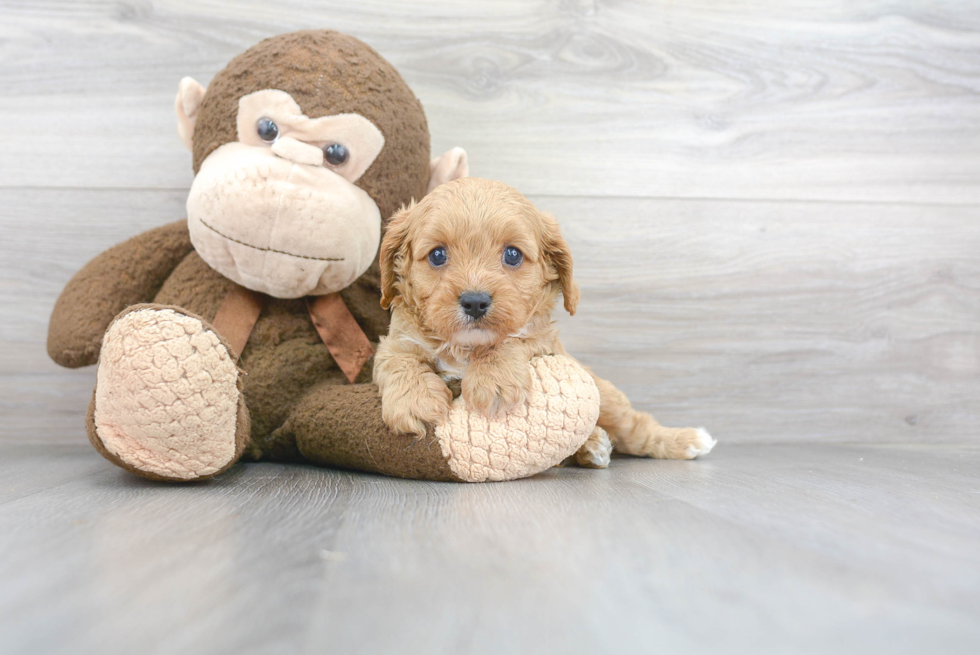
{"left": 428, "top": 247, "right": 448, "bottom": 267}
{"left": 503, "top": 246, "right": 523, "bottom": 267}
{"left": 256, "top": 117, "right": 279, "bottom": 143}
{"left": 323, "top": 143, "right": 349, "bottom": 166}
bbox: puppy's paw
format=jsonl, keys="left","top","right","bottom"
{"left": 658, "top": 426, "right": 715, "bottom": 459}
{"left": 461, "top": 367, "right": 531, "bottom": 416}
{"left": 684, "top": 428, "right": 717, "bottom": 459}
{"left": 575, "top": 426, "right": 612, "bottom": 469}
{"left": 381, "top": 378, "right": 453, "bottom": 438}
{"left": 619, "top": 413, "right": 716, "bottom": 459}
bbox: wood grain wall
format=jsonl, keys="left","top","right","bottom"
{"left": 2, "top": 1, "right": 978, "bottom": 444}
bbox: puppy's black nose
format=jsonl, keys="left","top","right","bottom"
{"left": 459, "top": 292, "right": 492, "bottom": 319}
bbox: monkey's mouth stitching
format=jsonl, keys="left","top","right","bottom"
{"left": 199, "top": 219, "right": 344, "bottom": 262}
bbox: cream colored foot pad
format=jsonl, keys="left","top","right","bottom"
{"left": 436, "top": 356, "right": 601, "bottom": 482}
{"left": 94, "top": 308, "right": 240, "bottom": 480}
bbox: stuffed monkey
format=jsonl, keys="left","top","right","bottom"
{"left": 47, "top": 30, "right": 600, "bottom": 483}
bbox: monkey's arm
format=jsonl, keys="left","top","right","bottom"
{"left": 47, "top": 220, "right": 195, "bottom": 368}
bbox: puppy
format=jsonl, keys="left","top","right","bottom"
{"left": 374, "top": 177, "right": 715, "bottom": 466}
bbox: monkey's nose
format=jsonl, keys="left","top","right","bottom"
{"left": 459, "top": 292, "right": 492, "bottom": 320}
{"left": 270, "top": 136, "right": 325, "bottom": 167}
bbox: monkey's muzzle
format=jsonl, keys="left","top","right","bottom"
{"left": 187, "top": 143, "right": 381, "bottom": 299}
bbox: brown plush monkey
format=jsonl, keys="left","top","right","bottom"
{"left": 47, "top": 30, "right": 600, "bottom": 483}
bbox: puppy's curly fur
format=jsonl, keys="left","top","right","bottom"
{"left": 374, "top": 178, "right": 714, "bottom": 464}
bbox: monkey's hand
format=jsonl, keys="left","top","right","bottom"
{"left": 48, "top": 220, "right": 194, "bottom": 369}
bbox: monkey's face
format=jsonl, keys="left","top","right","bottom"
{"left": 186, "top": 90, "right": 386, "bottom": 299}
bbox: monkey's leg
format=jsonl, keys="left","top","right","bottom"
{"left": 591, "top": 374, "right": 716, "bottom": 460}
{"left": 87, "top": 304, "right": 250, "bottom": 482}
{"left": 279, "top": 355, "right": 602, "bottom": 482}
{"left": 279, "top": 382, "right": 462, "bottom": 481}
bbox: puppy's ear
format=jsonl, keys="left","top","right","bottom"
{"left": 380, "top": 202, "right": 416, "bottom": 309}
{"left": 540, "top": 212, "right": 580, "bottom": 315}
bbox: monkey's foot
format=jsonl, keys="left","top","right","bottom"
{"left": 435, "top": 356, "right": 601, "bottom": 482}
{"left": 90, "top": 305, "right": 249, "bottom": 481}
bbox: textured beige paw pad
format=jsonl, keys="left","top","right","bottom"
{"left": 435, "top": 356, "right": 600, "bottom": 482}
{"left": 94, "top": 308, "right": 240, "bottom": 480}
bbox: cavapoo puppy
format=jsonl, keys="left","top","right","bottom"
{"left": 374, "top": 177, "right": 715, "bottom": 466}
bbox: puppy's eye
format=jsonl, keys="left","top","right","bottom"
{"left": 256, "top": 117, "right": 279, "bottom": 143}
{"left": 428, "top": 247, "right": 448, "bottom": 267}
{"left": 503, "top": 246, "right": 523, "bottom": 267}
{"left": 323, "top": 143, "right": 349, "bottom": 166}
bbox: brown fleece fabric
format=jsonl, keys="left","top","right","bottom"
{"left": 283, "top": 383, "right": 461, "bottom": 482}
{"left": 47, "top": 220, "right": 194, "bottom": 368}
{"left": 79, "top": 236, "right": 446, "bottom": 477}
{"left": 192, "top": 30, "right": 431, "bottom": 222}
{"left": 49, "top": 31, "right": 463, "bottom": 481}
{"left": 148, "top": 244, "right": 387, "bottom": 463}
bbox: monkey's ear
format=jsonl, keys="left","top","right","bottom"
{"left": 175, "top": 77, "right": 207, "bottom": 152}
{"left": 426, "top": 147, "right": 469, "bottom": 194}
{"left": 379, "top": 203, "right": 417, "bottom": 309}
{"left": 540, "top": 212, "right": 580, "bottom": 315}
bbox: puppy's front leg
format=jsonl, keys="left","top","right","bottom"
{"left": 462, "top": 342, "right": 533, "bottom": 416}
{"left": 374, "top": 344, "right": 453, "bottom": 439}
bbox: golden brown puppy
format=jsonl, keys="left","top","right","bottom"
{"left": 375, "top": 177, "right": 715, "bottom": 466}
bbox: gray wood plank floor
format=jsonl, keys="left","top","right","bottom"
{"left": 1, "top": 442, "right": 978, "bottom": 655}
{"left": 2, "top": 1, "right": 979, "bottom": 652}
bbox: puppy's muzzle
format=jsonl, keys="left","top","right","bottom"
{"left": 459, "top": 292, "right": 492, "bottom": 320}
